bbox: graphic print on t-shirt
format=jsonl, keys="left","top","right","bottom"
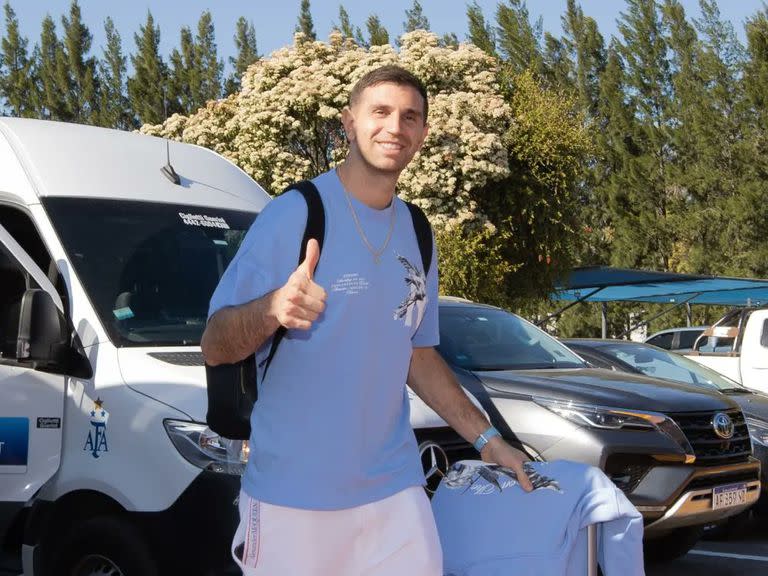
{"left": 444, "top": 461, "right": 562, "bottom": 495}
{"left": 394, "top": 254, "right": 427, "bottom": 327}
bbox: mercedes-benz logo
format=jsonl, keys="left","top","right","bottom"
{"left": 712, "top": 412, "right": 734, "bottom": 439}
{"left": 419, "top": 440, "right": 449, "bottom": 494}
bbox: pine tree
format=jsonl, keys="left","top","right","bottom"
{"left": 561, "top": 0, "right": 605, "bottom": 117}
{"left": 403, "top": 0, "right": 430, "bottom": 32}
{"left": 127, "top": 11, "right": 167, "bottom": 126}
{"left": 168, "top": 26, "right": 195, "bottom": 114}
{"left": 336, "top": 5, "right": 357, "bottom": 39}
{"left": 440, "top": 33, "right": 459, "bottom": 48}
{"left": 60, "top": 0, "right": 98, "bottom": 123}
{"left": 195, "top": 11, "right": 222, "bottom": 104}
{"left": 295, "top": 0, "right": 316, "bottom": 41}
{"left": 225, "top": 17, "right": 258, "bottom": 94}
{"left": 495, "top": 0, "right": 543, "bottom": 74}
{"left": 466, "top": 1, "right": 496, "bottom": 56}
{"left": 0, "top": 2, "right": 36, "bottom": 117}
{"left": 36, "top": 14, "right": 69, "bottom": 120}
{"left": 98, "top": 17, "right": 133, "bottom": 129}
{"left": 366, "top": 15, "right": 390, "bottom": 46}
{"left": 610, "top": 0, "right": 674, "bottom": 270}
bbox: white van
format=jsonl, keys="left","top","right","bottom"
{"left": 0, "top": 119, "right": 470, "bottom": 575}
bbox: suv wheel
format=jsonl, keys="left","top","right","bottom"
{"left": 644, "top": 526, "right": 703, "bottom": 563}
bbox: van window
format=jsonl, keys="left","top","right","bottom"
{"left": 43, "top": 198, "right": 257, "bottom": 347}
{"left": 762, "top": 319, "right": 768, "bottom": 348}
{"left": 0, "top": 206, "right": 67, "bottom": 307}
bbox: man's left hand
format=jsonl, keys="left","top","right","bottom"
{"left": 480, "top": 437, "right": 533, "bottom": 492}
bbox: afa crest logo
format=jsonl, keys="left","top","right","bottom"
{"left": 83, "top": 397, "right": 109, "bottom": 458}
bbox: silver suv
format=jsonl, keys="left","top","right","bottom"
{"left": 436, "top": 298, "right": 760, "bottom": 563}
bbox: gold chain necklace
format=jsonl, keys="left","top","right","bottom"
{"left": 343, "top": 187, "right": 396, "bottom": 264}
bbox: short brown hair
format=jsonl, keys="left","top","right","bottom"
{"left": 349, "top": 65, "right": 429, "bottom": 121}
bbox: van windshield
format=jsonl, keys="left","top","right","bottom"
{"left": 43, "top": 198, "right": 257, "bottom": 347}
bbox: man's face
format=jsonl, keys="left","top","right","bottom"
{"left": 342, "top": 82, "right": 429, "bottom": 175}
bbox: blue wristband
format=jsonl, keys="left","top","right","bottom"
{"left": 473, "top": 426, "right": 500, "bottom": 452}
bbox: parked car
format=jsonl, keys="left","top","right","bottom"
{"left": 562, "top": 337, "right": 768, "bottom": 515}
{"left": 436, "top": 297, "right": 760, "bottom": 562}
{"left": 684, "top": 308, "right": 768, "bottom": 394}
{"left": 645, "top": 326, "right": 707, "bottom": 353}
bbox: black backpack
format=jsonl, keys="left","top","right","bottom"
{"left": 205, "top": 180, "right": 433, "bottom": 440}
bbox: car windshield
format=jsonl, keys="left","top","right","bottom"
{"left": 43, "top": 197, "right": 257, "bottom": 347}
{"left": 595, "top": 342, "right": 743, "bottom": 391}
{"left": 438, "top": 305, "right": 585, "bottom": 371}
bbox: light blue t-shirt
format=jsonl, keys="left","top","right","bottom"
{"left": 208, "top": 169, "right": 439, "bottom": 510}
{"left": 431, "top": 460, "right": 645, "bottom": 576}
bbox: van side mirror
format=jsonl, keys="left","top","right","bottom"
{"left": 16, "top": 289, "right": 68, "bottom": 365}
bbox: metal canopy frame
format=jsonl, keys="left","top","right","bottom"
{"left": 546, "top": 266, "right": 768, "bottom": 338}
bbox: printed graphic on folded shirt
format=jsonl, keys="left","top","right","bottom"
{"left": 444, "top": 461, "right": 562, "bottom": 495}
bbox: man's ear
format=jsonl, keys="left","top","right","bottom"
{"left": 416, "top": 122, "right": 429, "bottom": 151}
{"left": 341, "top": 106, "right": 355, "bottom": 142}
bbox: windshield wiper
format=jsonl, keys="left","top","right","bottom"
{"left": 720, "top": 387, "right": 752, "bottom": 394}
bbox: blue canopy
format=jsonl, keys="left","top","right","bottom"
{"left": 552, "top": 266, "right": 768, "bottom": 307}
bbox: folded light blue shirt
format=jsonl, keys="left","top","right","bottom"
{"left": 432, "top": 460, "right": 645, "bottom": 576}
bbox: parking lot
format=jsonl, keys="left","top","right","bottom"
{"left": 647, "top": 514, "right": 768, "bottom": 575}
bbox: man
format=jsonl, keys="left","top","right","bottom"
{"left": 202, "top": 65, "right": 532, "bottom": 576}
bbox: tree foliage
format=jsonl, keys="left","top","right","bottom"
{"left": 141, "top": 31, "right": 590, "bottom": 304}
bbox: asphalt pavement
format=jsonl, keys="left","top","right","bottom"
{"left": 647, "top": 512, "right": 768, "bottom": 575}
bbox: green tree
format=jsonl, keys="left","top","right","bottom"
{"left": 36, "top": 14, "right": 68, "bottom": 119}
{"left": 608, "top": 0, "right": 675, "bottom": 270}
{"left": 127, "top": 11, "right": 167, "bottom": 125}
{"left": 403, "top": 0, "right": 430, "bottom": 32}
{"left": 466, "top": 1, "right": 496, "bottom": 56}
{"left": 225, "top": 17, "right": 258, "bottom": 94}
{"left": 561, "top": 0, "right": 605, "bottom": 117}
{"left": 0, "top": 2, "right": 36, "bottom": 116}
{"left": 168, "top": 26, "right": 195, "bottom": 114}
{"left": 142, "top": 32, "right": 590, "bottom": 305}
{"left": 60, "top": 0, "right": 98, "bottom": 123}
{"left": 195, "top": 11, "right": 223, "bottom": 104}
{"left": 495, "top": 0, "right": 543, "bottom": 75}
{"left": 335, "top": 5, "right": 358, "bottom": 40}
{"left": 366, "top": 15, "right": 390, "bottom": 46}
{"left": 98, "top": 17, "right": 133, "bottom": 129}
{"left": 295, "top": 0, "right": 316, "bottom": 41}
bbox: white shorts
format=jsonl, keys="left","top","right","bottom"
{"left": 232, "top": 486, "right": 443, "bottom": 576}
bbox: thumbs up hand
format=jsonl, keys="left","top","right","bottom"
{"left": 273, "top": 239, "right": 327, "bottom": 330}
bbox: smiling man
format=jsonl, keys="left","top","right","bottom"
{"left": 201, "top": 65, "right": 531, "bottom": 576}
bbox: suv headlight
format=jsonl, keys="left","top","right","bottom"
{"left": 746, "top": 417, "right": 768, "bottom": 447}
{"left": 164, "top": 420, "right": 249, "bottom": 475}
{"left": 533, "top": 397, "right": 695, "bottom": 460}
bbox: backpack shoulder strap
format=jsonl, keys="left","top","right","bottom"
{"left": 261, "top": 180, "right": 325, "bottom": 377}
{"left": 405, "top": 201, "right": 433, "bottom": 277}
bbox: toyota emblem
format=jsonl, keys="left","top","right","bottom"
{"left": 419, "top": 440, "right": 449, "bottom": 494}
{"left": 712, "top": 412, "right": 734, "bottom": 439}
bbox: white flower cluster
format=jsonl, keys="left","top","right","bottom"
{"left": 140, "top": 31, "right": 513, "bottom": 229}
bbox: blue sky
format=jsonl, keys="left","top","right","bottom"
{"left": 4, "top": 1, "right": 765, "bottom": 75}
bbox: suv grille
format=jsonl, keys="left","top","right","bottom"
{"left": 414, "top": 427, "right": 475, "bottom": 493}
{"left": 666, "top": 409, "right": 752, "bottom": 465}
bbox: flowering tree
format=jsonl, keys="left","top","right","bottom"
{"left": 141, "top": 31, "right": 590, "bottom": 304}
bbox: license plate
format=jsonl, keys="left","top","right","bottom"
{"left": 712, "top": 483, "right": 747, "bottom": 510}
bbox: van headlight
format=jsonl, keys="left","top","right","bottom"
{"left": 164, "top": 420, "right": 249, "bottom": 475}
{"left": 533, "top": 397, "right": 695, "bottom": 460}
{"left": 746, "top": 417, "right": 768, "bottom": 447}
